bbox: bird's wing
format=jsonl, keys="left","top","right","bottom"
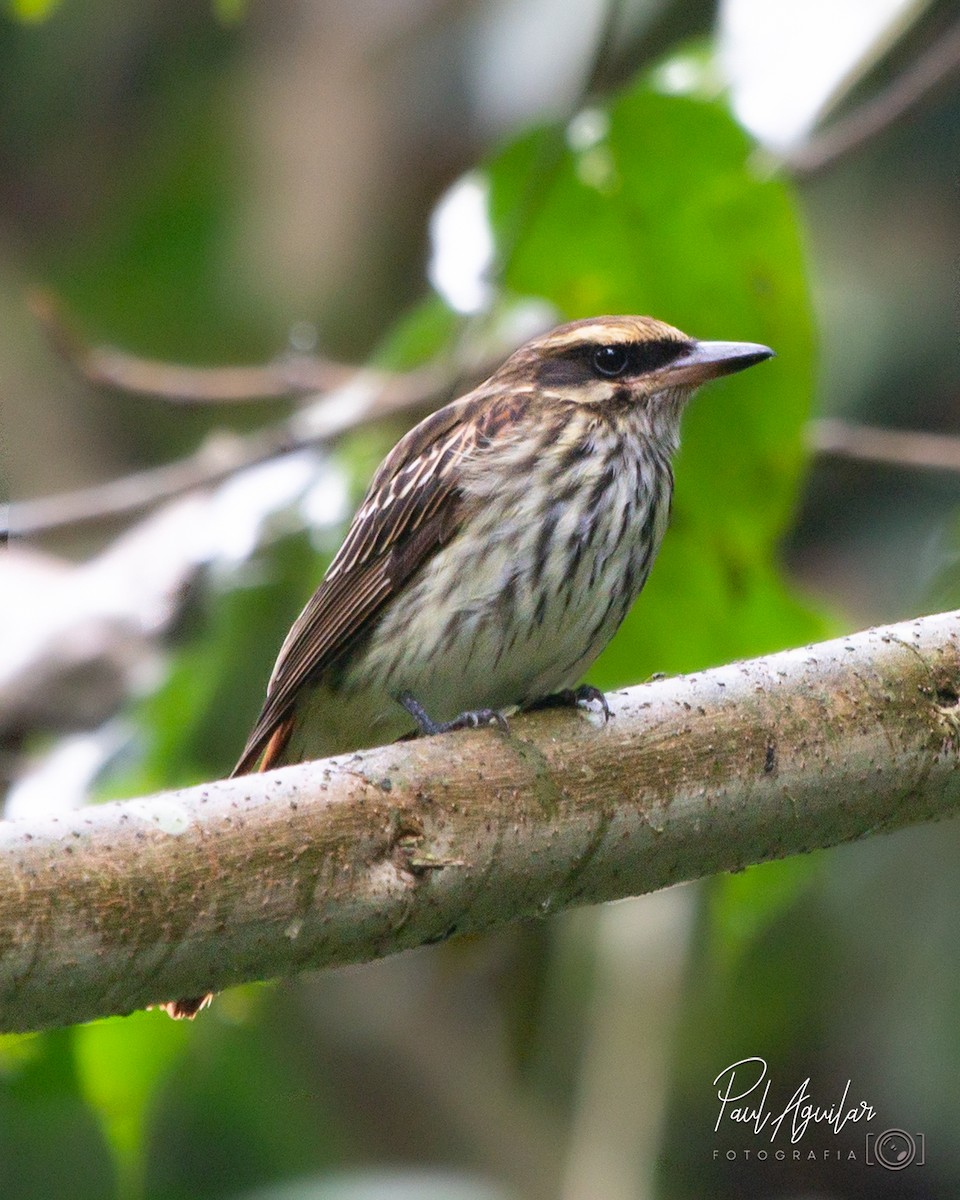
{"left": 232, "top": 390, "right": 517, "bottom": 775}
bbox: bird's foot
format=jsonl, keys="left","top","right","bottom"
{"left": 155, "top": 993, "right": 214, "bottom": 1020}
{"left": 398, "top": 692, "right": 509, "bottom": 737}
{"left": 527, "top": 684, "right": 611, "bottom": 721}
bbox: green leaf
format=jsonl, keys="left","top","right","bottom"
{"left": 371, "top": 293, "right": 464, "bottom": 370}
{"left": 212, "top": 0, "right": 248, "bottom": 24}
{"left": 8, "top": 0, "right": 62, "bottom": 21}
{"left": 708, "top": 855, "right": 823, "bottom": 975}
{"left": 925, "top": 510, "right": 960, "bottom": 611}
{"left": 0, "top": 1031, "right": 44, "bottom": 1074}
{"left": 72, "top": 1011, "right": 191, "bottom": 1200}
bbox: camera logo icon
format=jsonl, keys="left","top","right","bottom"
{"left": 865, "top": 1129, "right": 925, "bottom": 1170}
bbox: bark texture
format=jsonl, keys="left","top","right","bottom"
{"left": 2, "top": 611, "right": 958, "bottom": 1032}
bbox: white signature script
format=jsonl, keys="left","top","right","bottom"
{"left": 714, "top": 1058, "right": 876, "bottom": 1144}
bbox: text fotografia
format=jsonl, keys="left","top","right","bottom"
{"left": 715, "top": 1133, "right": 926, "bottom": 1172}
{"left": 713, "top": 1058, "right": 876, "bottom": 1144}
{"left": 714, "top": 1148, "right": 859, "bottom": 1162}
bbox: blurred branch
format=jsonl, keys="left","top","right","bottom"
{"left": 1, "top": 609, "right": 958, "bottom": 1033}
{"left": 6, "top": 426, "right": 299, "bottom": 538}
{"left": 29, "top": 289, "right": 356, "bottom": 402}
{"left": 7, "top": 295, "right": 547, "bottom": 539}
{"left": 785, "top": 15, "right": 960, "bottom": 177}
{"left": 581, "top": 0, "right": 630, "bottom": 97}
{"left": 4, "top": 344, "right": 503, "bottom": 541}
{"left": 813, "top": 417, "right": 960, "bottom": 472}
{"left": 10, "top": 410, "right": 960, "bottom": 542}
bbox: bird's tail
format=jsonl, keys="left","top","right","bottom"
{"left": 159, "top": 714, "right": 296, "bottom": 1019}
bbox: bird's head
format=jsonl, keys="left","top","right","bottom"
{"left": 494, "top": 315, "right": 773, "bottom": 437}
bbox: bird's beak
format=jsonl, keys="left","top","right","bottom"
{"left": 659, "top": 340, "right": 774, "bottom": 387}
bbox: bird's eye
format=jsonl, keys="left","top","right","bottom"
{"left": 592, "top": 345, "right": 630, "bottom": 378}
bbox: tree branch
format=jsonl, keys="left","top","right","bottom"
{"left": 812, "top": 417, "right": 960, "bottom": 473}
{"left": 3, "top": 362, "right": 456, "bottom": 539}
{"left": 5, "top": 304, "right": 540, "bottom": 538}
{"left": 28, "top": 288, "right": 356, "bottom": 403}
{"left": 784, "top": 15, "right": 960, "bottom": 178}
{"left": 2, "top": 610, "right": 958, "bottom": 1033}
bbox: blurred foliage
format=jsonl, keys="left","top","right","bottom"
{"left": 8, "top": 0, "right": 61, "bottom": 22}
{"left": 73, "top": 1013, "right": 191, "bottom": 1199}
{"left": 925, "top": 510, "right": 960, "bottom": 612}
{"left": 707, "top": 854, "right": 824, "bottom": 978}
{"left": 122, "top": 530, "right": 328, "bottom": 795}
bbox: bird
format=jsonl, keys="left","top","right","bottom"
{"left": 161, "top": 314, "right": 772, "bottom": 1018}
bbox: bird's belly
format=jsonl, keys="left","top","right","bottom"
{"left": 276, "top": 571, "right": 628, "bottom": 764}
{"left": 278, "top": 454, "right": 671, "bottom": 762}
{"left": 350, "top": 485, "right": 666, "bottom": 724}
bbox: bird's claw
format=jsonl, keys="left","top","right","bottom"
{"left": 398, "top": 692, "right": 509, "bottom": 737}
{"left": 572, "top": 684, "right": 611, "bottom": 720}
{"left": 456, "top": 707, "right": 509, "bottom": 732}
{"left": 527, "top": 685, "right": 611, "bottom": 722}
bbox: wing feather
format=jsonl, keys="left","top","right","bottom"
{"left": 232, "top": 391, "right": 509, "bottom": 775}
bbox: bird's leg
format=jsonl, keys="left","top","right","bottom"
{"left": 526, "top": 684, "right": 611, "bottom": 721}
{"left": 398, "top": 692, "right": 509, "bottom": 736}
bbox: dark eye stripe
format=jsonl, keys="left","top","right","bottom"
{"left": 615, "top": 339, "right": 692, "bottom": 374}
{"left": 534, "top": 337, "right": 691, "bottom": 388}
{"left": 589, "top": 339, "right": 692, "bottom": 379}
{"left": 636, "top": 339, "right": 690, "bottom": 372}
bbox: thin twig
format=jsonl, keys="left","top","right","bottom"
{"left": 10, "top": 292, "right": 544, "bottom": 538}
{"left": 785, "top": 16, "right": 960, "bottom": 177}
{"left": 29, "top": 289, "right": 357, "bottom": 403}
{"left": 3, "top": 359, "right": 488, "bottom": 539}
{"left": 6, "top": 427, "right": 298, "bottom": 538}
{"left": 580, "top": 0, "right": 629, "bottom": 98}
{"left": 813, "top": 418, "right": 960, "bottom": 473}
